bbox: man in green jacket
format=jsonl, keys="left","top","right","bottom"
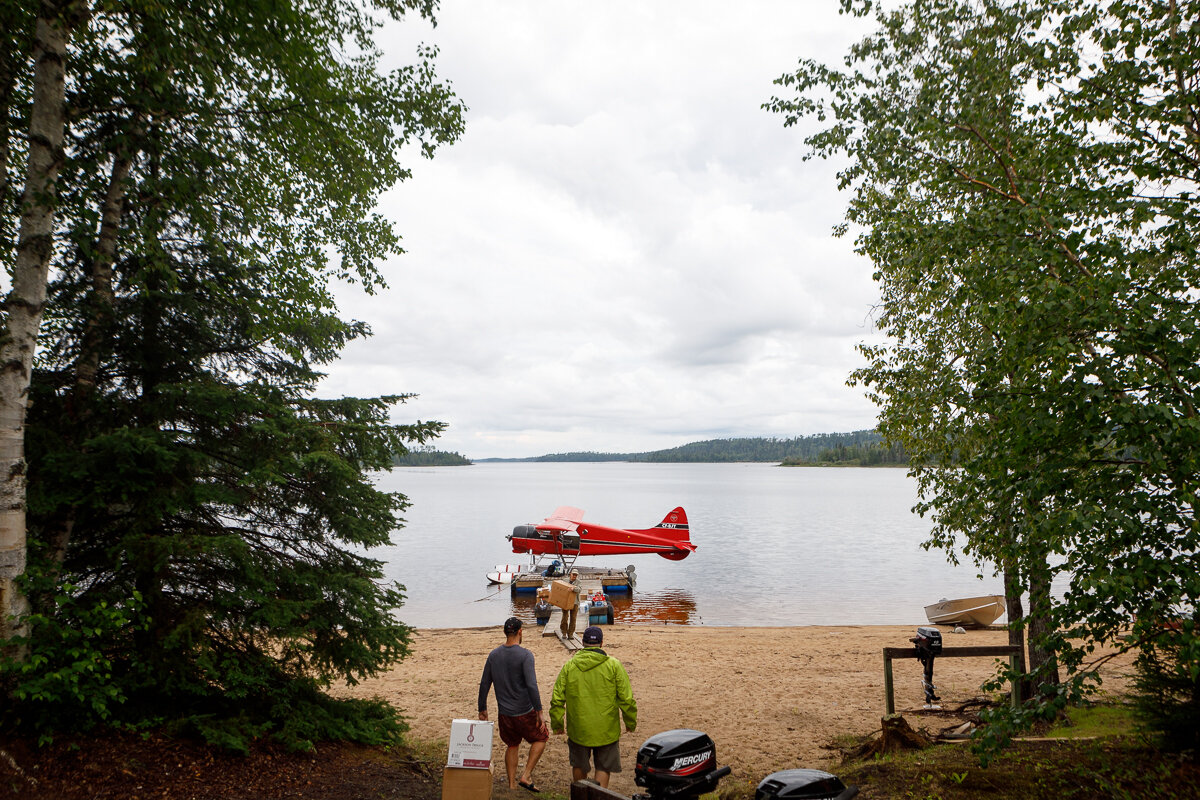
{"left": 549, "top": 626, "right": 637, "bottom": 789}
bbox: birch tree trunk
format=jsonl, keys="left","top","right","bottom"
{"left": 1, "top": 2, "right": 85, "bottom": 649}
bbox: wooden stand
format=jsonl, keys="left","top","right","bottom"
{"left": 882, "top": 645, "right": 1022, "bottom": 715}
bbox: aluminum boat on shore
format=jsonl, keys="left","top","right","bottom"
{"left": 924, "top": 594, "right": 1006, "bottom": 627}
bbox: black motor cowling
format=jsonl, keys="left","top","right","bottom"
{"left": 912, "top": 626, "right": 943, "bottom": 655}
{"left": 634, "top": 729, "right": 731, "bottom": 799}
{"left": 755, "top": 768, "right": 859, "bottom": 800}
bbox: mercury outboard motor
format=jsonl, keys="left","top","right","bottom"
{"left": 633, "top": 729, "right": 731, "bottom": 799}
{"left": 755, "top": 768, "right": 859, "bottom": 800}
{"left": 910, "top": 626, "right": 943, "bottom": 706}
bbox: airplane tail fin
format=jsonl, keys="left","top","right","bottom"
{"left": 649, "top": 507, "right": 689, "bottom": 539}
{"left": 636, "top": 507, "right": 695, "bottom": 560}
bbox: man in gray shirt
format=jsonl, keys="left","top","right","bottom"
{"left": 478, "top": 617, "right": 550, "bottom": 792}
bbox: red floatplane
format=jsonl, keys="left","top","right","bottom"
{"left": 508, "top": 506, "right": 696, "bottom": 562}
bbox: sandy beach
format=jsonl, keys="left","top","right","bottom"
{"left": 341, "top": 624, "right": 1135, "bottom": 797}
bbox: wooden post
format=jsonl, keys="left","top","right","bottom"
{"left": 1009, "top": 652, "right": 1021, "bottom": 707}
{"left": 883, "top": 651, "right": 895, "bottom": 715}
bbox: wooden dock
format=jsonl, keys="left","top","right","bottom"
{"left": 515, "top": 568, "right": 629, "bottom": 651}
{"left": 541, "top": 607, "right": 583, "bottom": 651}
{"left": 510, "top": 565, "right": 634, "bottom": 595}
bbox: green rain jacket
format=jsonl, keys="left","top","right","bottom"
{"left": 549, "top": 647, "right": 637, "bottom": 747}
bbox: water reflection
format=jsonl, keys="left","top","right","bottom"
{"left": 612, "top": 588, "right": 698, "bottom": 624}
{"left": 511, "top": 587, "right": 699, "bottom": 626}
{"left": 379, "top": 463, "right": 1011, "bottom": 628}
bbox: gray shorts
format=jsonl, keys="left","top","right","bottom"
{"left": 568, "top": 739, "right": 621, "bottom": 773}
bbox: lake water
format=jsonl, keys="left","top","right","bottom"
{"left": 374, "top": 462, "right": 1005, "bottom": 629}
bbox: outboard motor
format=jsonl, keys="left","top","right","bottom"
{"left": 633, "top": 729, "right": 731, "bottom": 800}
{"left": 910, "top": 626, "right": 943, "bottom": 706}
{"left": 755, "top": 769, "right": 859, "bottom": 800}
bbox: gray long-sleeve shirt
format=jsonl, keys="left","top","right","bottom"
{"left": 478, "top": 644, "right": 542, "bottom": 717}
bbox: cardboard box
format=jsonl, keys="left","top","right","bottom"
{"left": 447, "top": 719, "right": 493, "bottom": 769}
{"left": 550, "top": 579, "right": 577, "bottom": 610}
{"left": 442, "top": 766, "right": 492, "bottom": 800}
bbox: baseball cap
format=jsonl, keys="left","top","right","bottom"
{"left": 503, "top": 617, "right": 523, "bottom": 635}
{"left": 582, "top": 626, "right": 603, "bottom": 645}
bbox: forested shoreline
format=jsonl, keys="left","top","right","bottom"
{"left": 392, "top": 448, "right": 472, "bottom": 466}
{"left": 474, "top": 430, "right": 899, "bottom": 464}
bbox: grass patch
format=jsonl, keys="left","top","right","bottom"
{"left": 832, "top": 735, "right": 1200, "bottom": 799}
{"left": 400, "top": 733, "right": 449, "bottom": 767}
{"left": 1046, "top": 703, "right": 1138, "bottom": 739}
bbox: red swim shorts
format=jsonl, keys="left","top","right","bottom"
{"left": 498, "top": 709, "right": 550, "bottom": 746}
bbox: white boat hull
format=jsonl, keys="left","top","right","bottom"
{"left": 924, "top": 595, "right": 1006, "bottom": 627}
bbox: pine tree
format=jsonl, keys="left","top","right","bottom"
{"left": 1, "top": 0, "right": 464, "bottom": 748}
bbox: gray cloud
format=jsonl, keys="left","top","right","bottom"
{"left": 322, "top": 2, "right": 883, "bottom": 458}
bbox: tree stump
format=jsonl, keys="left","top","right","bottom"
{"left": 879, "top": 714, "right": 932, "bottom": 751}
{"left": 848, "top": 715, "right": 933, "bottom": 760}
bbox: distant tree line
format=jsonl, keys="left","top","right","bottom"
{"left": 393, "top": 448, "right": 472, "bottom": 466}
{"left": 630, "top": 432, "right": 884, "bottom": 463}
{"left": 531, "top": 451, "right": 630, "bottom": 462}
{"left": 472, "top": 432, "right": 891, "bottom": 463}
{"left": 782, "top": 440, "right": 908, "bottom": 466}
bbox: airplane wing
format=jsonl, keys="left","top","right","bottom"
{"left": 537, "top": 506, "right": 585, "bottom": 533}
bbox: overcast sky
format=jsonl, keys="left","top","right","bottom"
{"left": 320, "top": 2, "right": 885, "bottom": 460}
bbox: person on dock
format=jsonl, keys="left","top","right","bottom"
{"left": 559, "top": 568, "right": 583, "bottom": 639}
{"left": 478, "top": 617, "right": 550, "bottom": 793}
{"left": 550, "top": 626, "right": 637, "bottom": 789}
